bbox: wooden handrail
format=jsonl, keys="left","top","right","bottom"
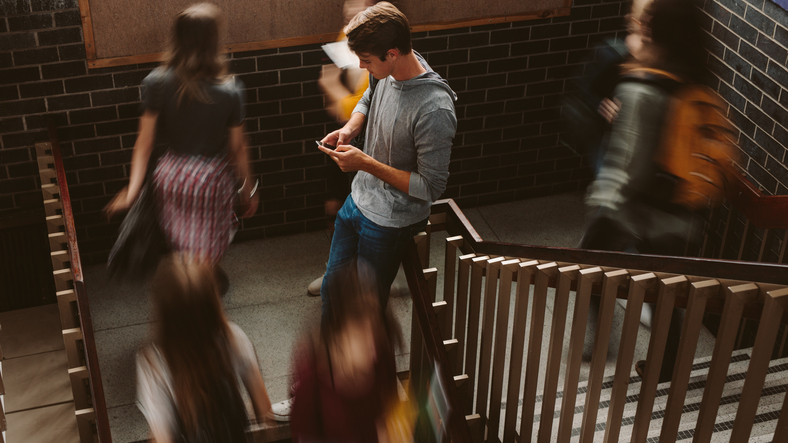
{"left": 417, "top": 199, "right": 788, "bottom": 442}
{"left": 403, "top": 241, "right": 473, "bottom": 443}
{"left": 47, "top": 123, "right": 112, "bottom": 443}
{"left": 432, "top": 199, "right": 788, "bottom": 286}
{"left": 726, "top": 166, "right": 788, "bottom": 229}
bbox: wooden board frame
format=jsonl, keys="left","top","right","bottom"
{"left": 78, "top": 0, "right": 571, "bottom": 69}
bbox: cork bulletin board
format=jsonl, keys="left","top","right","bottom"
{"left": 78, "top": 0, "right": 571, "bottom": 69}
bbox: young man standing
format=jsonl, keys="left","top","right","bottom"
{"left": 317, "top": 2, "right": 457, "bottom": 320}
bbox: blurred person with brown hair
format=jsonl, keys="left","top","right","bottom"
{"left": 105, "top": 3, "right": 257, "bottom": 291}
{"left": 582, "top": 0, "right": 711, "bottom": 255}
{"left": 581, "top": 0, "right": 735, "bottom": 382}
{"left": 136, "top": 254, "right": 273, "bottom": 442}
{"left": 307, "top": 0, "right": 378, "bottom": 297}
{"left": 318, "top": 0, "right": 377, "bottom": 125}
{"left": 290, "top": 261, "right": 406, "bottom": 442}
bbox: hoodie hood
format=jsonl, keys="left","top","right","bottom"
{"left": 349, "top": 50, "right": 457, "bottom": 228}
{"left": 387, "top": 51, "right": 457, "bottom": 101}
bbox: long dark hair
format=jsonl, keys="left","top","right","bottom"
{"left": 152, "top": 254, "right": 245, "bottom": 441}
{"left": 644, "top": 0, "right": 708, "bottom": 83}
{"left": 164, "top": 3, "right": 228, "bottom": 105}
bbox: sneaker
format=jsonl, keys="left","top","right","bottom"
{"left": 635, "top": 360, "right": 646, "bottom": 378}
{"left": 307, "top": 275, "right": 323, "bottom": 296}
{"left": 268, "top": 398, "right": 293, "bottom": 422}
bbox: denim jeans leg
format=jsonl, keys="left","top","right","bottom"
{"left": 357, "top": 216, "right": 427, "bottom": 311}
{"left": 320, "top": 196, "right": 359, "bottom": 324}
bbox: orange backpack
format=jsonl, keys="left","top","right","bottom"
{"left": 627, "top": 68, "right": 739, "bottom": 210}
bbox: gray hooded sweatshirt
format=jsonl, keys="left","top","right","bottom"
{"left": 351, "top": 55, "right": 458, "bottom": 228}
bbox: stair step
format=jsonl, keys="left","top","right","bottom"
{"left": 249, "top": 420, "right": 290, "bottom": 443}
{"left": 0, "top": 304, "right": 64, "bottom": 359}
{"left": 5, "top": 401, "right": 79, "bottom": 443}
{"left": 522, "top": 349, "right": 787, "bottom": 442}
{"left": 2, "top": 349, "right": 73, "bottom": 413}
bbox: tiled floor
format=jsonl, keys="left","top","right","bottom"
{"left": 0, "top": 304, "right": 80, "bottom": 443}
{"left": 84, "top": 191, "right": 719, "bottom": 442}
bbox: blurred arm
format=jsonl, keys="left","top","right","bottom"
{"left": 128, "top": 111, "right": 158, "bottom": 202}
{"left": 230, "top": 324, "right": 274, "bottom": 424}
{"left": 229, "top": 124, "right": 259, "bottom": 218}
{"left": 103, "top": 111, "right": 157, "bottom": 218}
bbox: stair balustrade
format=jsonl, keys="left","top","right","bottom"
{"left": 34, "top": 124, "right": 112, "bottom": 443}
{"left": 695, "top": 165, "right": 788, "bottom": 358}
{"left": 404, "top": 198, "right": 788, "bottom": 442}
{"left": 1, "top": 343, "right": 5, "bottom": 443}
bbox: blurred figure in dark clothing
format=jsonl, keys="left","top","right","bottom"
{"left": 580, "top": 0, "right": 714, "bottom": 382}
{"left": 563, "top": 37, "right": 628, "bottom": 174}
{"left": 581, "top": 0, "right": 709, "bottom": 254}
{"left": 105, "top": 3, "right": 258, "bottom": 294}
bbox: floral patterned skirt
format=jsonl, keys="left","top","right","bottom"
{"left": 153, "top": 151, "right": 236, "bottom": 264}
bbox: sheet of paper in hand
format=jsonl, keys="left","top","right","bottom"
{"left": 322, "top": 40, "right": 359, "bottom": 69}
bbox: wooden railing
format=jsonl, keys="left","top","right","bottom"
{"left": 695, "top": 167, "right": 788, "bottom": 357}
{"left": 404, "top": 198, "right": 788, "bottom": 442}
{"left": 35, "top": 125, "right": 112, "bottom": 443}
{"left": 1, "top": 343, "right": 5, "bottom": 443}
{"left": 405, "top": 234, "right": 474, "bottom": 443}
{"left": 697, "top": 165, "right": 788, "bottom": 263}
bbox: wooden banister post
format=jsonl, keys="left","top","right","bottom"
{"left": 537, "top": 264, "right": 580, "bottom": 443}
{"left": 463, "top": 256, "right": 489, "bottom": 415}
{"left": 631, "top": 275, "right": 687, "bottom": 443}
{"left": 444, "top": 236, "right": 464, "bottom": 341}
{"left": 692, "top": 283, "right": 757, "bottom": 443}
{"left": 556, "top": 267, "right": 603, "bottom": 443}
{"left": 603, "top": 272, "right": 656, "bottom": 443}
{"left": 579, "top": 269, "right": 629, "bottom": 443}
{"left": 486, "top": 258, "right": 520, "bottom": 443}
{"left": 730, "top": 287, "right": 788, "bottom": 442}
{"left": 476, "top": 257, "right": 505, "bottom": 424}
{"left": 660, "top": 279, "right": 720, "bottom": 442}
{"left": 455, "top": 254, "right": 475, "bottom": 377}
{"left": 503, "top": 260, "right": 539, "bottom": 443}
{"left": 519, "top": 262, "right": 558, "bottom": 443}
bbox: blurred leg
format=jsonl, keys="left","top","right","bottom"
{"left": 659, "top": 307, "right": 685, "bottom": 383}
{"left": 320, "top": 196, "right": 359, "bottom": 324}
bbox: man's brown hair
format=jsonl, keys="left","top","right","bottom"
{"left": 344, "top": 2, "right": 412, "bottom": 61}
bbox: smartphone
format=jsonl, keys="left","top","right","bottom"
{"left": 316, "top": 140, "right": 336, "bottom": 150}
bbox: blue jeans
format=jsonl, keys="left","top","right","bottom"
{"left": 320, "top": 195, "right": 427, "bottom": 323}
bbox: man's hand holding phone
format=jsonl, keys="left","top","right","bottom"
{"left": 316, "top": 140, "right": 336, "bottom": 150}
{"left": 317, "top": 137, "right": 368, "bottom": 173}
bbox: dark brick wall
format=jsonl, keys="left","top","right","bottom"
{"left": 2, "top": 0, "right": 632, "bottom": 263}
{"left": 5, "top": 0, "right": 784, "bottom": 264}
{"left": 701, "top": 0, "right": 788, "bottom": 194}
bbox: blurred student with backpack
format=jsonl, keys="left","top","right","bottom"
{"left": 579, "top": 0, "right": 737, "bottom": 382}
{"left": 137, "top": 254, "right": 274, "bottom": 442}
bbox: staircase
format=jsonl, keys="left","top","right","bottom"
{"left": 402, "top": 200, "right": 788, "bottom": 442}
{"left": 526, "top": 349, "right": 784, "bottom": 442}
